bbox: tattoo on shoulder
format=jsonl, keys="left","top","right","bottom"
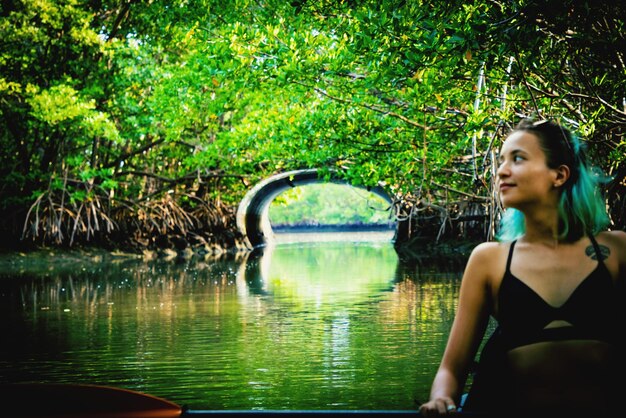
{"left": 585, "top": 244, "right": 610, "bottom": 261}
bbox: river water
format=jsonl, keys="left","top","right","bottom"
{"left": 0, "top": 232, "right": 468, "bottom": 411}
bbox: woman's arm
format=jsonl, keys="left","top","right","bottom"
{"left": 611, "top": 230, "right": 626, "bottom": 282}
{"left": 599, "top": 230, "right": 626, "bottom": 283}
{"left": 419, "top": 242, "right": 498, "bottom": 417}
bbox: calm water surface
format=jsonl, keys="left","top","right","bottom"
{"left": 0, "top": 233, "right": 467, "bottom": 410}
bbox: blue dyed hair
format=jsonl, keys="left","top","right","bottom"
{"left": 496, "top": 119, "right": 610, "bottom": 242}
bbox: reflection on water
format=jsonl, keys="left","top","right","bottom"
{"left": 0, "top": 237, "right": 466, "bottom": 410}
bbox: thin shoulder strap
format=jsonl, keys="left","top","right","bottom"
{"left": 588, "top": 234, "right": 606, "bottom": 264}
{"left": 505, "top": 241, "right": 517, "bottom": 272}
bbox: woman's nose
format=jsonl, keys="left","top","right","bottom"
{"left": 496, "top": 161, "right": 509, "bottom": 178}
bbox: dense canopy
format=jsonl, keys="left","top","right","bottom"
{"left": 1, "top": 0, "right": 624, "bottom": 251}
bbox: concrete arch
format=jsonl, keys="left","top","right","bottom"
{"left": 236, "top": 169, "right": 395, "bottom": 248}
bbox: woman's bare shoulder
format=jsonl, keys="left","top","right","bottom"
{"left": 603, "top": 229, "right": 626, "bottom": 240}
{"left": 596, "top": 230, "right": 626, "bottom": 251}
{"left": 465, "top": 241, "right": 510, "bottom": 277}
{"left": 469, "top": 241, "right": 510, "bottom": 260}
{"left": 596, "top": 231, "right": 626, "bottom": 279}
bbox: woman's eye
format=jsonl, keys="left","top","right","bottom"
{"left": 513, "top": 155, "right": 524, "bottom": 162}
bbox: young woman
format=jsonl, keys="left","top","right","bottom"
{"left": 419, "top": 119, "right": 626, "bottom": 416}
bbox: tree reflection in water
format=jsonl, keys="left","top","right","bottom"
{"left": 0, "top": 241, "right": 466, "bottom": 410}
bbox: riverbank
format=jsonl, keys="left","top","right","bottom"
{"left": 0, "top": 235, "right": 478, "bottom": 279}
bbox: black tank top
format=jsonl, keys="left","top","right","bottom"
{"left": 497, "top": 236, "right": 620, "bottom": 350}
{"left": 463, "top": 236, "right": 623, "bottom": 413}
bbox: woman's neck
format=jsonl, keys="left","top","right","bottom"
{"left": 520, "top": 205, "right": 561, "bottom": 246}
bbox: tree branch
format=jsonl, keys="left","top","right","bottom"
{"left": 294, "top": 80, "right": 429, "bottom": 130}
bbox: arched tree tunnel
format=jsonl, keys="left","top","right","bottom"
{"left": 236, "top": 169, "right": 398, "bottom": 248}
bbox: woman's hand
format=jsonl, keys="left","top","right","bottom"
{"left": 418, "top": 397, "right": 457, "bottom": 417}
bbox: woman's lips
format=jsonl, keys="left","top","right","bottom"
{"left": 499, "top": 183, "right": 514, "bottom": 191}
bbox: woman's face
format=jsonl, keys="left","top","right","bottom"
{"left": 497, "top": 130, "right": 561, "bottom": 210}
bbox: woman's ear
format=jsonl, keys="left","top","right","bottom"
{"left": 553, "top": 164, "right": 571, "bottom": 188}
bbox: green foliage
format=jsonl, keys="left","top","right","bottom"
{"left": 270, "top": 184, "right": 392, "bottom": 226}
{"left": 1, "top": 0, "right": 624, "bottom": 247}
